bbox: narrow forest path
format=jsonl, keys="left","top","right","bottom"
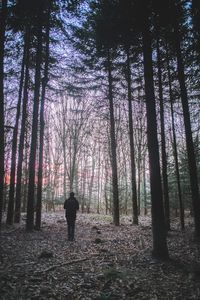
{"left": 0, "top": 212, "right": 200, "bottom": 299}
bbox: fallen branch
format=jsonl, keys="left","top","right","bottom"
{"left": 14, "top": 261, "right": 37, "bottom": 267}
{"left": 36, "top": 257, "right": 88, "bottom": 274}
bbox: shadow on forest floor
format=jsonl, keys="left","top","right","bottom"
{"left": 0, "top": 212, "right": 200, "bottom": 299}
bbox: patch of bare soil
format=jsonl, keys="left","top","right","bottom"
{"left": 0, "top": 212, "right": 200, "bottom": 299}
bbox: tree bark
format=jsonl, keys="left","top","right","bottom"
{"left": 156, "top": 36, "right": 170, "bottom": 231}
{"left": 174, "top": 25, "right": 200, "bottom": 236}
{"left": 143, "top": 156, "right": 147, "bottom": 215}
{"left": 14, "top": 25, "right": 31, "bottom": 223}
{"left": 26, "top": 20, "right": 43, "bottom": 231}
{"left": 126, "top": 47, "right": 138, "bottom": 224}
{"left": 6, "top": 29, "right": 28, "bottom": 225}
{"left": 142, "top": 6, "right": 168, "bottom": 259}
{"left": 35, "top": 6, "right": 50, "bottom": 230}
{"left": 166, "top": 45, "right": 184, "bottom": 230}
{"left": 61, "top": 97, "right": 67, "bottom": 200}
{"left": 97, "top": 143, "right": 101, "bottom": 214}
{"left": 192, "top": 0, "right": 200, "bottom": 57}
{"left": 107, "top": 49, "right": 119, "bottom": 226}
{"left": 137, "top": 156, "right": 141, "bottom": 215}
{"left": 0, "top": 0, "right": 7, "bottom": 229}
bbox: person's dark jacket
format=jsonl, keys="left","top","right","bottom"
{"left": 64, "top": 196, "right": 79, "bottom": 223}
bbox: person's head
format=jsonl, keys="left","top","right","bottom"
{"left": 70, "top": 192, "right": 74, "bottom": 197}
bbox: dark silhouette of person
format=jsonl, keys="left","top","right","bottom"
{"left": 64, "top": 192, "right": 79, "bottom": 241}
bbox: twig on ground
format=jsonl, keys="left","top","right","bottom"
{"left": 36, "top": 257, "right": 88, "bottom": 274}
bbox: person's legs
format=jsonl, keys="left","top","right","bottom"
{"left": 69, "top": 224, "right": 74, "bottom": 241}
{"left": 68, "top": 225, "right": 75, "bottom": 241}
{"left": 71, "top": 222, "right": 75, "bottom": 241}
{"left": 66, "top": 218, "right": 72, "bottom": 241}
{"left": 67, "top": 224, "right": 71, "bottom": 241}
{"left": 66, "top": 217, "right": 76, "bottom": 241}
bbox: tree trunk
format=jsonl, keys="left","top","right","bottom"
{"left": 14, "top": 26, "right": 31, "bottom": 223}
{"left": 121, "top": 139, "right": 128, "bottom": 215}
{"left": 192, "top": 0, "right": 200, "bottom": 58}
{"left": 126, "top": 47, "right": 138, "bottom": 224}
{"left": 137, "top": 156, "right": 141, "bottom": 215}
{"left": 107, "top": 49, "right": 119, "bottom": 226}
{"left": 6, "top": 42, "right": 26, "bottom": 225}
{"left": 81, "top": 153, "right": 87, "bottom": 213}
{"left": 0, "top": 0, "right": 7, "bottom": 229}
{"left": 174, "top": 25, "right": 200, "bottom": 236}
{"left": 87, "top": 151, "right": 95, "bottom": 213}
{"left": 22, "top": 131, "right": 29, "bottom": 212}
{"left": 26, "top": 21, "right": 42, "bottom": 231}
{"left": 97, "top": 143, "right": 101, "bottom": 214}
{"left": 142, "top": 8, "right": 168, "bottom": 259}
{"left": 166, "top": 45, "right": 184, "bottom": 230}
{"left": 143, "top": 157, "right": 147, "bottom": 215}
{"left": 35, "top": 8, "right": 50, "bottom": 230}
{"left": 70, "top": 137, "right": 78, "bottom": 192}
{"left": 62, "top": 98, "right": 67, "bottom": 200}
{"left": 156, "top": 36, "right": 170, "bottom": 231}
{"left": 104, "top": 156, "right": 109, "bottom": 215}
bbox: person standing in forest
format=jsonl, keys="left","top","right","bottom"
{"left": 64, "top": 192, "right": 79, "bottom": 241}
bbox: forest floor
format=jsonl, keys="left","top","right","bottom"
{"left": 0, "top": 212, "right": 200, "bottom": 300}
